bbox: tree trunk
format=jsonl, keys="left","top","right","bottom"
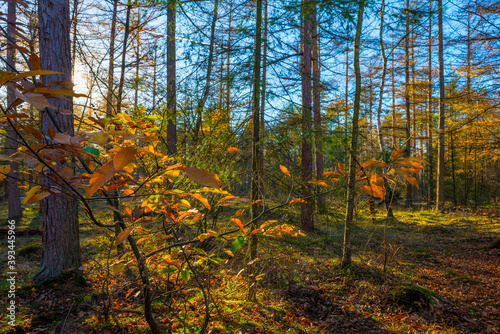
{"left": 404, "top": 0, "right": 412, "bottom": 207}
{"left": 427, "top": 0, "right": 434, "bottom": 204}
{"left": 342, "top": 0, "right": 364, "bottom": 269}
{"left": 301, "top": 0, "right": 314, "bottom": 231}
{"left": 116, "top": 0, "right": 132, "bottom": 115}
{"left": 34, "top": 0, "right": 80, "bottom": 283}
{"left": 105, "top": 0, "right": 118, "bottom": 117}
{"left": 6, "top": 0, "right": 22, "bottom": 221}
{"left": 194, "top": 0, "right": 219, "bottom": 141}
{"left": 436, "top": 0, "right": 445, "bottom": 212}
{"left": 312, "top": 1, "right": 325, "bottom": 214}
{"left": 166, "top": 0, "right": 177, "bottom": 154}
{"left": 248, "top": 0, "right": 262, "bottom": 302}
{"left": 259, "top": 0, "right": 267, "bottom": 193}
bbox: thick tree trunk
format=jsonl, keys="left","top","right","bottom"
{"left": 167, "top": 0, "right": 177, "bottom": 154}
{"left": 436, "top": 0, "right": 445, "bottom": 211}
{"left": 248, "top": 0, "right": 262, "bottom": 302}
{"left": 312, "top": 2, "right": 324, "bottom": 214}
{"left": 342, "top": 0, "right": 364, "bottom": 269}
{"left": 6, "top": 0, "right": 22, "bottom": 221}
{"left": 404, "top": 0, "right": 412, "bottom": 207}
{"left": 34, "top": 0, "right": 80, "bottom": 283}
{"left": 301, "top": 0, "right": 314, "bottom": 231}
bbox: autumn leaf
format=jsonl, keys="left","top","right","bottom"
{"left": 11, "top": 70, "right": 61, "bottom": 80}
{"left": 227, "top": 147, "right": 240, "bottom": 154}
{"left": 25, "top": 191, "right": 50, "bottom": 204}
{"left": 14, "top": 90, "right": 50, "bottom": 111}
{"left": 23, "top": 185, "right": 41, "bottom": 205}
{"left": 338, "top": 162, "right": 345, "bottom": 175}
{"left": 279, "top": 165, "right": 291, "bottom": 177}
{"left": 24, "top": 126, "right": 43, "bottom": 140}
{"left": 0, "top": 165, "right": 11, "bottom": 182}
{"left": 323, "top": 171, "right": 341, "bottom": 176}
{"left": 360, "top": 160, "right": 387, "bottom": 169}
{"left": 289, "top": 198, "right": 306, "bottom": 205}
{"left": 114, "top": 147, "right": 137, "bottom": 172}
{"left": 390, "top": 148, "right": 404, "bottom": 161}
{"left": 115, "top": 227, "right": 135, "bottom": 246}
{"left": 85, "top": 160, "right": 116, "bottom": 197}
{"left": 28, "top": 54, "right": 41, "bottom": 70}
{"left": 359, "top": 184, "right": 384, "bottom": 199}
{"left": 188, "top": 193, "right": 211, "bottom": 210}
{"left": 0, "top": 70, "right": 14, "bottom": 85}
{"left": 231, "top": 218, "right": 247, "bottom": 235}
{"left": 308, "top": 179, "right": 328, "bottom": 187}
{"left": 182, "top": 166, "right": 224, "bottom": 189}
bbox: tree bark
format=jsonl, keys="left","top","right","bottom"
{"left": 34, "top": 0, "right": 81, "bottom": 283}
{"left": 166, "top": 0, "right": 177, "bottom": 154}
{"left": 248, "top": 0, "right": 262, "bottom": 302}
{"left": 194, "top": 0, "right": 219, "bottom": 141}
{"left": 404, "top": 0, "right": 412, "bottom": 207}
{"left": 312, "top": 1, "right": 324, "bottom": 214}
{"left": 427, "top": 0, "right": 434, "bottom": 204}
{"left": 436, "top": 0, "right": 445, "bottom": 211}
{"left": 301, "top": 0, "right": 314, "bottom": 231}
{"left": 105, "top": 0, "right": 118, "bottom": 117}
{"left": 116, "top": 0, "right": 132, "bottom": 115}
{"left": 6, "top": 0, "right": 22, "bottom": 221}
{"left": 342, "top": 0, "right": 364, "bottom": 269}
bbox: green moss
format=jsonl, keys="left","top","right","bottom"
{"left": 389, "top": 284, "right": 435, "bottom": 309}
{"left": 17, "top": 243, "right": 42, "bottom": 257}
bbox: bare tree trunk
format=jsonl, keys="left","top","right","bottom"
{"left": 116, "top": 0, "right": 132, "bottom": 115}
{"left": 248, "top": 0, "right": 262, "bottom": 302}
{"left": 6, "top": 0, "right": 22, "bottom": 221}
{"left": 301, "top": 0, "right": 314, "bottom": 231}
{"left": 342, "top": 0, "right": 364, "bottom": 269}
{"left": 105, "top": 0, "right": 118, "bottom": 117}
{"left": 392, "top": 44, "right": 396, "bottom": 148}
{"left": 259, "top": 0, "right": 268, "bottom": 192}
{"left": 134, "top": 26, "right": 140, "bottom": 112}
{"left": 427, "top": 0, "right": 434, "bottom": 204}
{"left": 436, "top": 0, "right": 445, "bottom": 211}
{"left": 194, "top": 0, "right": 219, "bottom": 141}
{"left": 34, "top": 0, "right": 80, "bottom": 283}
{"left": 166, "top": 0, "right": 177, "bottom": 154}
{"left": 404, "top": 0, "right": 412, "bottom": 207}
{"left": 312, "top": 1, "right": 324, "bottom": 214}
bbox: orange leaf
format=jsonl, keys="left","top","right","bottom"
{"left": 359, "top": 184, "right": 384, "bottom": 199}
{"left": 338, "top": 163, "right": 345, "bottom": 175}
{"left": 182, "top": 166, "right": 224, "bottom": 189}
{"left": 85, "top": 160, "right": 116, "bottom": 197}
{"left": 323, "top": 171, "right": 341, "bottom": 176}
{"left": 235, "top": 209, "right": 244, "bottom": 217}
{"left": 289, "top": 198, "right": 306, "bottom": 205}
{"left": 248, "top": 228, "right": 262, "bottom": 236}
{"left": 308, "top": 179, "right": 327, "bottom": 187}
{"left": 123, "top": 188, "right": 134, "bottom": 196}
{"left": 360, "top": 160, "right": 387, "bottom": 169}
{"left": 114, "top": 147, "right": 137, "bottom": 172}
{"left": 227, "top": 147, "right": 240, "bottom": 154}
{"left": 231, "top": 218, "right": 246, "bottom": 235}
{"left": 188, "top": 193, "right": 211, "bottom": 210}
{"left": 123, "top": 206, "right": 132, "bottom": 216}
{"left": 390, "top": 148, "right": 404, "bottom": 161}
{"left": 115, "top": 227, "right": 135, "bottom": 246}
{"left": 279, "top": 165, "right": 291, "bottom": 177}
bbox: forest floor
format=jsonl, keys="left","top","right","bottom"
{"left": 1, "top": 200, "right": 499, "bottom": 334}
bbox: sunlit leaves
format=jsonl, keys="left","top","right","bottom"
{"left": 231, "top": 218, "right": 246, "bottom": 235}
{"left": 85, "top": 160, "right": 115, "bottom": 197}
{"left": 279, "top": 165, "right": 291, "bottom": 177}
{"left": 231, "top": 236, "right": 246, "bottom": 253}
{"left": 115, "top": 227, "right": 135, "bottom": 246}
{"left": 227, "top": 147, "right": 240, "bottom": 154}
{"left": 182, "top": 166, "right": 224, "bottom": 189}
{"left": 22, "top": 185, "right": 50, "bottom": 204}
{"left": 0, "top": 165, "right": 11, "bottom": 182}
{"left": 113, "top": 147, "right": 137, "bottom": 172}
{"left": 289, "top": 198, "right": 306, "bottom": 205}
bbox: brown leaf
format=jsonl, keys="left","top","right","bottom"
{"left": 115, "top": 227, "right": 135, "bottom": 246}
{"left": 113, "top": 147, "right": 137, "bottom": 172}
{"left": 182, "top": 166, "right": 224, "bottom": 189}
{"left": 85, "top": 160, "right": 116, "bottom": 197}
{"left": 28, "top": 54, "right": 41, "bottom": 71}
{"left": 24, "top": 126, "right": 43, "bottom": 140}
{"left": 14, "top": 90, "right": 50, "bottom": 110}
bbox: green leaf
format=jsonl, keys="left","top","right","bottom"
{"left": 180, "top": 268, "right": 191, "bottom": 281}
{"left": 160, "top": 268, "right": 177, "bottom": 274}
{"left": 231, "top": 236, "right": 246, "bottom": 254}
{"left": 83, "top": 146, "right": 100, "bottom": 157}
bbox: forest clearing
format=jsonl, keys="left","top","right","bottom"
{"left": 1, "top": 0, "right": 500, "bottom": 332}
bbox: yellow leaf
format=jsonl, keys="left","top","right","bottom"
{"left": 223, "top": 249, "right": 234, "bottom": 257}
{"left": 114, "top": 147, "right": 137, "bottom": 172}
{"left": 182, "top": 166, "right": 224, "bottom": 189}
{"left": 22, "top": 185, "right": 40, "bottom": 205}
{"left": 279, "top": 165, "right": 291, "bottom": 177}
{"left": 308, "top": 179, "right": 328, "bottom": 187}
{"left": 0, "top": 70, "right": 14, "bottom": 85}
{"left": 115, "top": 227, "right": 135, "bottom": 246}
{"left": 11, "top": 70, "right": 61, "bottom": 80}
{"left": 0, "top": 165, "right": 11, "bottom": 182}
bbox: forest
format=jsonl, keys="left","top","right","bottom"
{"left": 0, "top": 0, "right": 499, "bottom": 332}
